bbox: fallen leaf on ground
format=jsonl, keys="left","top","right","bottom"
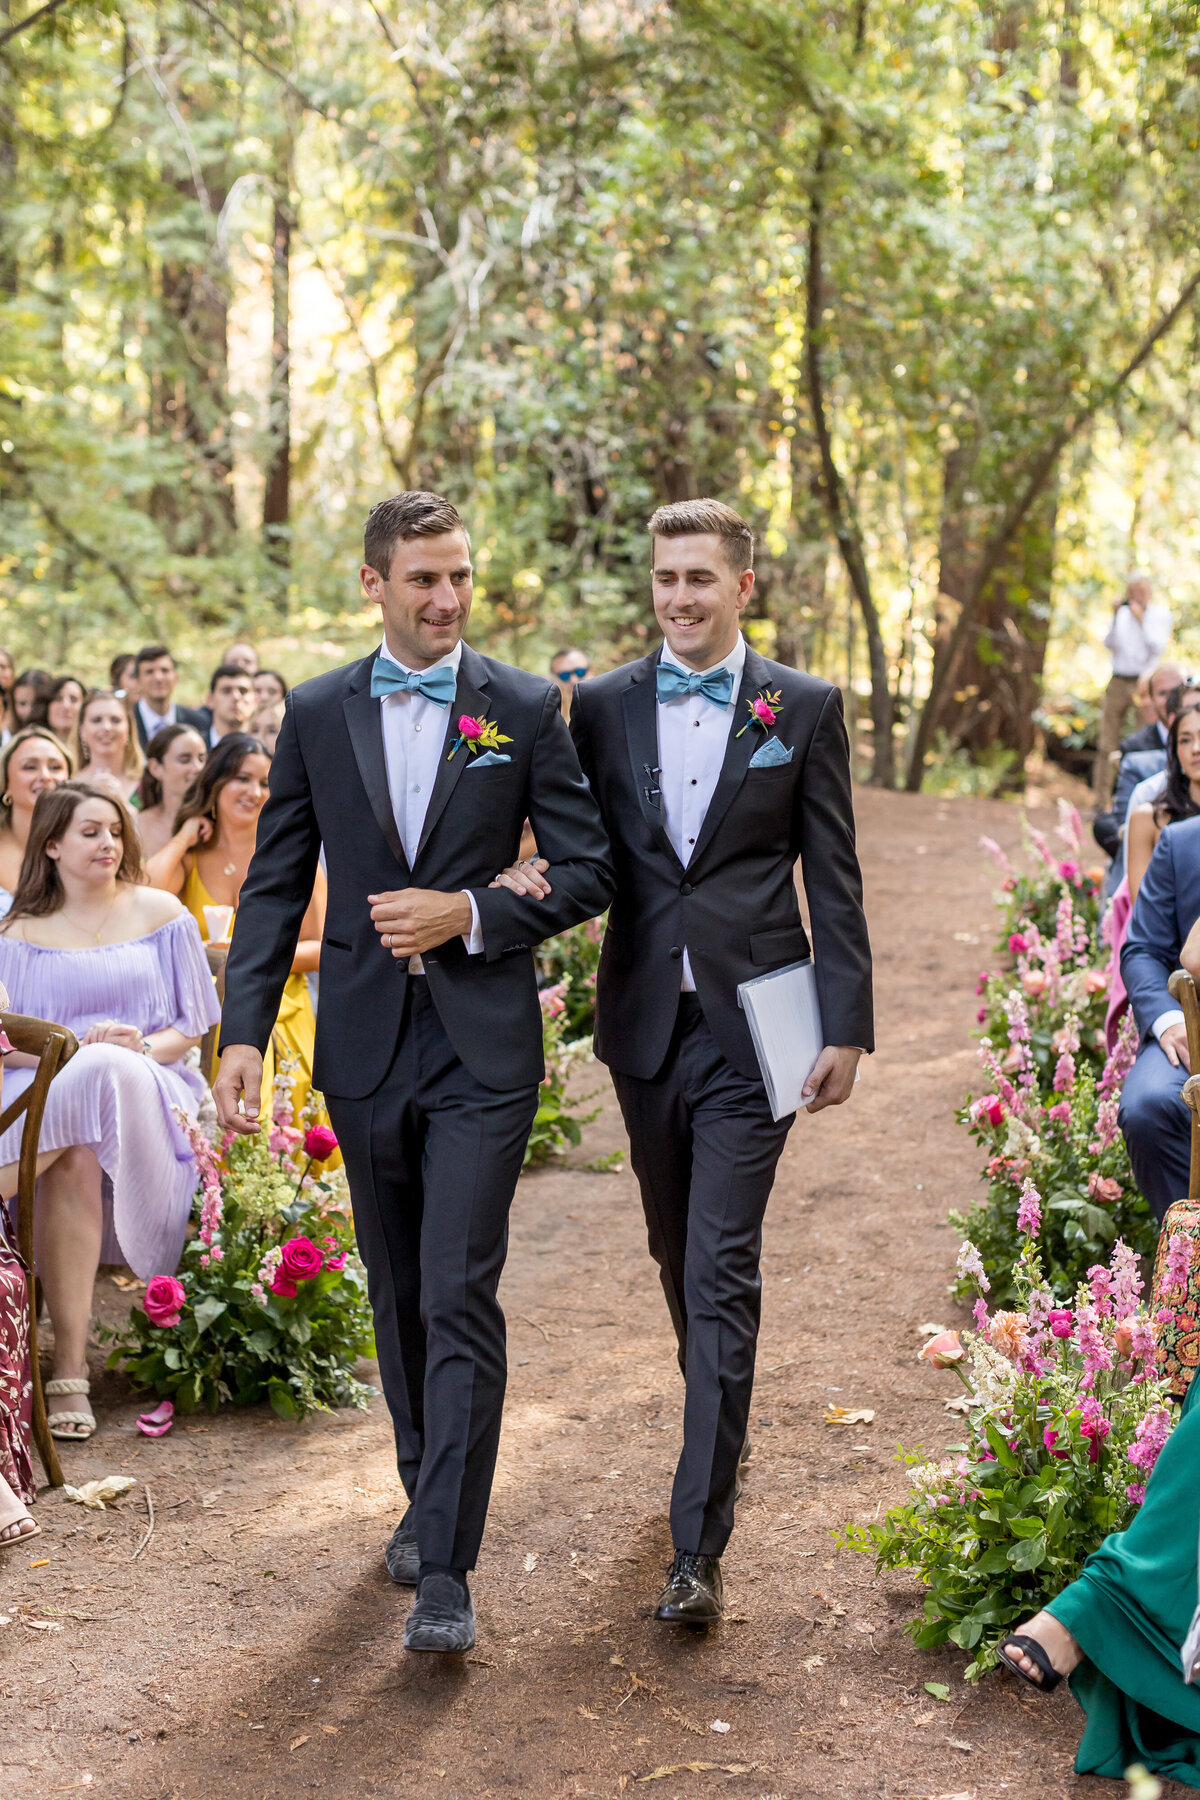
{"left": 709, "top": 1720, "right": 730, "bottom": 1733}
{"left": 946, "top": 1738, "right": 972, "bottom": 1752}
{"left": 944, "top": 1395, "right": 973, "bottom": 1414}
{"left": 824, "top": 1405, "right": 875, "bottom": 1426}
{"left": 30, "top": 1558, "right": 48, "bottom": 1568}
{"left": 523, "top": 1552, "right": 537, "bottom": 1573}
{"left": 62, "top": 1476, "right": 135, "bottom": 1511}
{"left": 610, "top": 1653, "right": 626, "bottom": 1666}
{"left": 200, "top": 1490, "right": 223, "bottom": 1508}
{"left": 918, "top": 1322, "right": 950, "bottom": 1336}
{"left": 924, "top": 1681, "right": 951, "bottom": 1702}
{"left": 289, "top": 1735, "right": 310, "bottom": 1752}
{"left": 637, "top": 1767, "right": 758, "bottom": 1783}
{"left": 111, "top": 1274, "right": 145, "bottom": 1291}
{"left": 23, "top": 1618, "right": 63, "bottom": 1631}
{"left": 801, "top": 1656, "right": 825, "bottom": 1672}
{"left": 578, "top": 1706, "right": 601, "bottom": 1720}
{"left": 320, "top": 1726, "right": 339, "bottom": 1735}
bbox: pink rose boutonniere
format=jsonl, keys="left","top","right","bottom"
{"left": 736, "top": 687, "right": 784, "bottom": 739}
{"left": 447, "top": 713, "right": 513, "bottom": 761}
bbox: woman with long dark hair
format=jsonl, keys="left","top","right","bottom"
{"left": 11, "top": 669, "right": 52, "bottom": 729}
{"left": 38, "top": 675, "right": 86, "bottom": 744}
{"left": 0, "top": 782, "right": 219, "bottom": 1441}
{"left": 1127, "top": 704, "right": 1200, "bottom": 902}
{"left": 135, "top": 723, "right": 207, "bottom": 860}
{"left": 147, "top": 733, "right": 327, "bottom": 1123}
{"left": 0, "top": 727, "right": 74, "bottom": 911}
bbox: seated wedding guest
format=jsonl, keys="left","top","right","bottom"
{"left": 11, "top": 669, "right": 52, "bottom": 728}
{"left": 35, "top": 675, "right": 85, "bottom": 745}
{"left": 0, "top": 728, "right": 74, "bottom": 914}
{"left": 1118, "top": 810, "right": 1200, "bottom": 1219}
{"left": 203, "top": 664, "right": 256, "bottom": 747}
{"left": 998, "top": 1376, "right": 1200, "bottom": 1784}
{"left": 147, "top": 733, "right": 326, "bottom": 1117}
{"left": 131, "top": 644, "right": 209, "bottom": 753}
{"left": 0, "top": 782, "right": 220, "bottom": 1440}
{"left": 0, "top": 647, "right": 16, "bottom": 741}
{"left": 1094, "top": 661, "right": 1185, "bottom": 859}
{"left": 253, "top": 669, "right": 288, "bottom": 710}
{"left": 0, "top": 977, "right": 38, "bottom": 1548}
{"left": 134, "top": 724, "right": 207, "bottom": 861}
{"left": 251, "top": 702, "right": 284, "bottom": 755}
{"left": 1126, "top": 705, "right": 1200, "bottom": 904}
{"left": 109, "top": 652, "right": 138, "bottom": 703}
{"left": 71, "top": 688, "right": 143, "bottom": 804}
{"left": 222, "top": 639, "right": 258, "bottom": 676}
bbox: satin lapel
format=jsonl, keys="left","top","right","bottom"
{"left": 622, "top": 654, "right": 682, "bottom": 868}
{"left": 343, "top": 662, "right": 409, "bottom": 878}
{"left": 414, "top": 645, "right": 492, "bottom": 862}
{"left": 687, "top": 647, "right": 774, "bottom": 869}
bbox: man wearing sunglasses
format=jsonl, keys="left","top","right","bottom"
{"left": 550, "top": 648, "right": 590, "bottom": 716}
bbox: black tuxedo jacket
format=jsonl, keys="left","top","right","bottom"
{"left": 1120, "top": 720, "right": 1166, "bottom": 757}
{"left": 219, "top": 645, "right": 614, "bottom": 1098}
{"left": 569, "top": 646, "right": 873, "bottom": 1082}
{"left": 134, "top": 702, "right": 209, "bottom": 752}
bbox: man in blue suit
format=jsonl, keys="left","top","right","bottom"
{"left": 1119, "top": 814, "right": 1200, "bottom": 1217}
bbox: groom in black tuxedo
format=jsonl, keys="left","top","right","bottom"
{"left": 497, "top": 499, "right": 872, "bottom": 1622}
{"left": 214, "top": 491, "right": 613, "bottom": 1653}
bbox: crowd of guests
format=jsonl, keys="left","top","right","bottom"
{"left": 0, "top": 635, "right": 333, "bottom": 1551}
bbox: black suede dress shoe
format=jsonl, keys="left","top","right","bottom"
{"left": 655, "top": 1550, "right": 723, "bottom": 1625}
{"left": 404, "top": 1573, "right": 476, "bottom": 1653}
{"left": 384, "top": 1508, "right": 418, "bottom": 1586}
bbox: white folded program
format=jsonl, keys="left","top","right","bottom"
{"left": 737, "top": 957, "right": 825, "bottom": 1123}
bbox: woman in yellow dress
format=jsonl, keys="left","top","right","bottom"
{"left": 146, "top": 733, "right": 331, "bottom": 1140}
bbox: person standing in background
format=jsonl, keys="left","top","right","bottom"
{"left": 204, "top": 665, "right": 257, "bottom": 746}
{"left": 223, "top": 640, "right": 259, "bottom": 677}
{"left": 132, "top": 646, "right": 209, "bottom": 752}
{"left": 550, "top": 648, "right": 590, "bottom": 718}
{"left": 1094, "top": 573, "right": 1173, "bottom": 808}
{"left": 109, "top": 654, "right": 139, "bottom": 706}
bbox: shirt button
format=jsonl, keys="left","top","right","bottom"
{"left": 414, "top": 723, "right": 422, "bottom": 733}
{"left": 413, "top": 784, "right": 421, "bottom": 794}
{"left": 690, "top": 778, "right": 697, "bottom": 786}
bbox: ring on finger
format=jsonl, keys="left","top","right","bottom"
{"left": 384, "top": 932, "right": 391, "bottom": 948}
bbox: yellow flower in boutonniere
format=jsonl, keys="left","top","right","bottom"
{"left": 447, "top": 713, "right": 514, "bottom": 761}
{"left": 735, "top": 688, "right": 783, "bottom": 738}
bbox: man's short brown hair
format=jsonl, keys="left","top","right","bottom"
{"left": 647, "top": 499, "right": 754, "bottom": 574}
{"left": 363, "top": 491, "right": 469, "bottom": 579}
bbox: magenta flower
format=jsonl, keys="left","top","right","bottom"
{"left": 1087, "top": 1264, "right": 1116, "bottom": 1317}
{"left": 1048, "top": 1308, "right": 1074, "bottom": 1339}
{"left": 1129, "top": 1406, "right": 1173, "bottom": 1477}
{"left": 280, "top": 1236, "right": 324, "bottom": 1283}
{"left": 1057, "top": 859, "right": 1080, "bottom": 884}
{"left": 144, "top": 1275, "right": 187, "bottom": 1328}
{"left": 1008, "top": 932, "right": 1029, "bottom": 955}
{"left": 1163, "top": 1231, "right": 1194, "bottom": 1299}
{"left": 303, "top": 1124, "right": 339, "bottom": 1162}
{"left": 1074, "top": 1298, "right": 1114, "bottom": 1390}
{"left": 1016, "top": 1178, "right": 1042, "bottom": 1239}
{"left": 1127, "top": 1482, "right": 1147, "bottom": 1506}
{"left": 752, "top": 697, "right": 776, "bottom": 725}
{"left": 1079, "top": 1395, "right": 1111, "bottom": 1463}
{"left": 973, "top": 1296, "right": 990, "bottom": 1332}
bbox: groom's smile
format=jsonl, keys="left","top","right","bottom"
{"left": 360, "top": 526, "right": 474, "bottom": 670}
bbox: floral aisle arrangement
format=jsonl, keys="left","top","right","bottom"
{"left": 842, "top": 1198, "right": 1177, "bottom": 1681}
{"left": 526, "top": 974, "right": 600, "bottom": 1166}
{"left": 537, "top": 916, "right": 604, "bottom": 1041}
{"left": 952, "top": 1010, "right": 1154, "bottom": 1303}
{"left": 107, "top": 1063, "right": 374, "bottom": 1420}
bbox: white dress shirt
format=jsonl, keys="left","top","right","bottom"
{"left": 139, "top": 698, "right": 178, "bottom": 741}
{"left": 656, "top": 632, "right": 746, "bottom": 991}
{"left": 1105, "top": 602, "right": 1172, "bottom": 678}
{"left": 377, "top": 637, "right": 483, "bottom": 971}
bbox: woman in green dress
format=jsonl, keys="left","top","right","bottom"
{"left": 1001, "top": 1373, "right": 1200, "bottom": 1785}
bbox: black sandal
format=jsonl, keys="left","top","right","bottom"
{"left": 999, "top": 1634, "right": 1063, "bottom": 1693}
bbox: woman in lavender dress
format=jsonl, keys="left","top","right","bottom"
{"left": 0, "top": 782, "right": 220, "bottom": 1441}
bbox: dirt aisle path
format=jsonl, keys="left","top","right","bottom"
{"left": 2, "top": 791, "right": 1137, "bottom": 1799}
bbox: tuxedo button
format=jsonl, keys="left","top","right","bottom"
{"left": 679, "top": 882, "right": 693, "bottom": 896}
{"left": 669, "top": 946, "right": 682, "bottom": 959}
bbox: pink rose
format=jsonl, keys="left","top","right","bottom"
{"left": 280, "top": 1236, "right": 324, "bottom": 1282}
{"left": 1048, "top": 1308, "right": 1074, "bottom": 1339}
{"left": 1087, "top": 1173, "right": 1122, "bottom": 1205}
{"left": 752, "top": 698, "right": 776, "bottom": 725}
{"left": 918, "top": 1330, "right": 965, "bottom": 1369}
{"left": 303, "top": 1124, "right": 339, "bottom": 1162}
{"left": 1084, "top": 968, "right": 1108, "bottom": 995}
{"left": 144, "top": 1275, "right": 187, "bottom": 1329}
{"left": 458, "top": 714, "right": 484, "bottom": 741}
{"left": 1008, "top": 933, "right": 1029, "bottom": 954}
{"left": 270, "top": 1270, "right": 298, "bottom": 1299}
{"left": 324, "top": 1251, "right": 347, "bottom": 1272}
{"left": 1043, "top": 1426, "right": 1068, "bottom": 1459}
{"left": 1058, "top": 860, "right": 1080, "bottom": 884}
{"left": 976, "top": 1006, "right": 987, "bottom": 1023}
{"left": 1022, "top": 968, "right": 1048, "bottom": 998}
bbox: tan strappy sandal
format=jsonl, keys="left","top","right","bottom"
{"left": 0, "top": 1477, "right": 39, "bottom": 1550}
{"left": 44, "top": 1375, "right": 96, "bottom": 1440}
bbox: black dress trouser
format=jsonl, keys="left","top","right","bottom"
{"left": 326, "top": 978, "right": 539, "bottom": 1570}
{"left": 611, "top": 994, "right": 794, "bottom": 1557}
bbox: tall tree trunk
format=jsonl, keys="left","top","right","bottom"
{"left": 263, "top": 134, "right": 293, "bottom": 568}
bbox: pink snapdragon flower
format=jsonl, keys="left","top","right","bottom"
{"left": 1016, "top": 1178, "right": 1042, "bottom": 1239}
{"left": 1079, "top": 1395, "right": 1111, "bottom": 1462}
{"left": 1127, "top": 1482, "right": 1147, "bottom": 1506}
{"left": 978, "top": 836, "right": 1015, "bottom": 879}
{"left": 1163, "top": 1231, "right": 1194, "bottom": 1299}
{"left": 1073, "top": 1298, "right": 1114, "bottom": 1389}
{"left": 1129, "top": 1407, "right": 1173, "bottom": 1478}
{"left": 973, "top": 1095, "right": 1004, "bottom": 1128}
{"left": 1111, "top": 1239, "right": 1144, "bottom": 1317}
{"left": 1057, "top": 860, "right": 1080, "bottom": 885}
{"left": 956, "top": 1239, "right": 989, "bottom": 1293}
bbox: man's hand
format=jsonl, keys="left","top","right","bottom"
{"left": 488, "top": 856, "right": 552, "bottom": 900}
{"left": 213, "top": 1044, "right": 265, "bottom": 1135}
{"left": 803, "top": 1045, "right": 862, "bottom": 1113}
{"left": 368, "top": 888, "right": 474, "bottom": 958}
{"left": 1160, "top": 1022, "right": 1192, "bottom": 1071}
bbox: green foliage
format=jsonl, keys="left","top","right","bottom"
{"left": 523, "top": 973, "right": 600, "bottom": 1168}
{"left": 537, "top": 917, "right": 603, "bottom": 1041}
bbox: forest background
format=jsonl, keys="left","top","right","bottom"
{"left": 3, "top": 0, "right": 1200, "bottom": 790}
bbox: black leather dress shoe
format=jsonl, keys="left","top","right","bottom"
{"left": 384, "top": 1508, "right": 418, "bottom": 1586}
{"left": 654, "top": 1550, "right": 724, "bottom": 1625}
{"left": 735, "top": 1434, "right": 752, "bottom": 1502}
{"left": 403, "top": 1573, "right": 476, "bottom": 1653}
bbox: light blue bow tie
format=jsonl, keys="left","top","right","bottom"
{"left": 655, "top": 661, "right": 735, "bottom": 707}
{"left": 370, "top": 655, "right": 458, "bottom": 705}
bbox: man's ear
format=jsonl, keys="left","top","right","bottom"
{"left": 736, "top": 568, "right": 755, "bottom": 612}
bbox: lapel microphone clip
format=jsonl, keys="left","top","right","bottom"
{"left": 642, "top": 763, "right": 662, "bottom": 808}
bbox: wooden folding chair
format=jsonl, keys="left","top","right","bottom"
{"left": 1169, "top": 969, "right": 1200, "bottom": 1199}
{"left": 0, "top": 1011, "right": 79, "bottom": 1488}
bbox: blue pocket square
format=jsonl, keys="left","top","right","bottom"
{"left": 748, "top": 737, "right": 793, "bottom": 768}
{"left": 467, "top": 750, "right": 512, "bottom": 768}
